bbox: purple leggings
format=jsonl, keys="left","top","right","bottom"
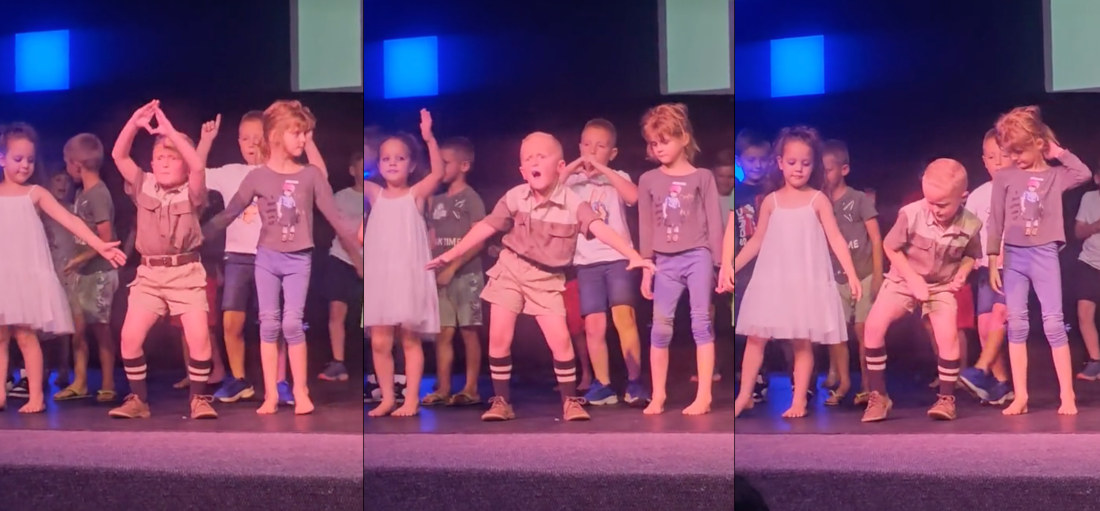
{"left": 1003, "top": 243, "right": 1068, "bottom": 347}
{"left": 255, "top": 248, "right": 312, "bottom": 346}
{"left": 651, "top": 248, "right": 715, "bottom": 349}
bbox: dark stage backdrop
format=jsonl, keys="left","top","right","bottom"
{"left": 735, "top": 0, "right": 1100, "bottom": 370}
{"left": 366, "top": 0, "right": 735, "bottom": 377}
{"left": 1, "top": 1, "right": 364, "bottom": 370}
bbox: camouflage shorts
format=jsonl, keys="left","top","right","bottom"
{"left": 75, "top": 270, "right": 120, "bottom": 324}
{"left": 438, "top": 272, "right": 485, "bottom": 328}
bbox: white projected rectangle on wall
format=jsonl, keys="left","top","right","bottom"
{"left": 1044, "top": 0, "right": 1100, "bottom": 92}
{"left": 291, "top": 0, "right": 363, "bottom": 92}
{"left": 659, "top": 0, "right": 733, "bottom": 95}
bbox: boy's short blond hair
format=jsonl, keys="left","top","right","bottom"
{"left": 922, "top": 158, "right": 968, "bottom": 196}
{"left": 521, "top": 132, "right": 564, "bottom": 161}
{"left": 63, "top": 133, "right": 104, "bottom": 172}
{"left": 822, "top": 139, "right": 850, "bottom": 166}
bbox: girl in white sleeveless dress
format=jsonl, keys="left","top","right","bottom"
{"left": 0, "top": 123, "right": 125, "bottom": 413}
{"left": 362, "top": 110, "right": 446, "bottom": 418}
{"left": 727, "top": 126, "right": 861, "bottom": 419}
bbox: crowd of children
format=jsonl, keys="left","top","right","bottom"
{"left": 0, "top": 98, "right": 363, "bottom": 418}
{"left": 730, "top": 105, "right": 1100, "bottom": 422}
{"left": 365, "top": 103, "right": 731, "bottom": 421}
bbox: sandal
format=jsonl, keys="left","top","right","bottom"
{"left": 173, "top": 377, "right": 190, "bottom": 389}
{"left": 96, "top": 390, "right": 118, "bottom": 403}
{"left": 446, "top": 392, "right": 481, "bottom": 406}
{"left": 53, "top": 386, "right": 90, "bottom": 401}
{"left": 853, "top": 391, "right": 870, "bottom": 406}
{"left": 420, "top": 392, "right": 449, "bottom": 406}
{"left": 825, "top": 389, "right": 846, "bottom": 406}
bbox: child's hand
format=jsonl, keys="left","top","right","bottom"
{"left": 626, "top": 257, "right": 656, "bottom": 274}
{"left": 906, "top": 276, "right": 930, "bottom": 301}
{"left": 1045, "top": 139, "right": 1066, "bottom": 160}
{"left": 419, "top": 109, "right": 434, "bottom": 142}
{"left": 846, "top": 273, "right": 863, "bottom": 303}
{"left": 640, "top": 267, "right": 654, "bottom": 300}
{"left": 989, "top": 266, "right": 1003, "bottom": 295}
{"left": 130, "top": 99, "right": 159, "bottom": 132}
{"left": 716, "top": 264, "right": 735, "bottom": 293}
{"left": 149, "top": 107, "right": 176, "bottom": 136}
{"left": 436, "top": 265, "right": 456, "bottom": 286}
{"left": 946, "top": 273, "right": 967, "bottom": 293}
{"left": 94, "top": 241, "right": 127, "bottom": 268}
{"left": 565, "top": 157, "right": 585, "bottom": 175}
{"left": 199, "top": 114, "right": 222, "bottom": 144}
{"left": 62, "top": 258, "right": 82, "bottom": 276}
{"left": 425, "top": 251, "right": 452, "bottom": 271}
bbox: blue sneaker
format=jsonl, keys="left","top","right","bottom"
{"left": 1077, "top": 360, "right": 1100, "bottom": 381}
{"left": 277, "top": 381, "right": 295, "bottom": 405}
{"left": 213, "top": 378, "right": 255, "bottom": 403}
{"left": 582, "top": 381, "right": 619, "bottom": 405}
{"left": 623, "top": 380, "right": 650, "bottom": 407}
{"left": 959, "top": 367, "right": 994, "bottom": 401}
{"left": 984, "top": 380, "right": 1015, "bottom": 406}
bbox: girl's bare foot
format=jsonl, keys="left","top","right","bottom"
{"left": 643, "top": 395, "right": 666, "bottom": 415}
{"left": 19, "top": 398, "right": 45, "bottom": 414}
{"left": 734, "top": 395, "right": 755, "bottom": 417}
{"left": 294, "top": 393, "right": 315, "bottom": 415}
{"left": 1002, "top": 398, "right": 1028, "bottom": 416}
{"left": 1059, "top": 394, "right": 1078, "bottom": 415}
{"left": 682, "top": 397, "right": 712, "bottom": 416}
{"left": 391, "top": 401, "right": 419, "bottom": 417}
{"left": 256, "top": 400, "right": 279, "bottom": 415}
{"left": 782, "top": 402, "right": 808, "bottom": 418}
{"left": 368, "top": 399, "right": 396, "bottom": 417}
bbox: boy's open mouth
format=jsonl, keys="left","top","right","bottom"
{"left": 531, "top": 170, "right": 542, "bottom": 178}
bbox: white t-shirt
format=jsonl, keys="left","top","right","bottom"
{"left": 965, "top": 181, "right": 995, "bottom": 269}
{"left": 330, "top": 187, "right": 365, "bottom": 265}
{"left": 1077, "top": 191, "right": 1100, "bottom": 270}
{"left": 205, "top": 164, "right": 261, "bottom": 255}
{"left": 566, "top": 171, "right": 634, "bottom": 265}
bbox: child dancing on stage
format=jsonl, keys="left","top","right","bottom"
{"left": 427, "top": 132, "right": 653, "bottom": 422}
{"left": 638, "top": 104, "right": 724, "bottom": 416}
{"left": 362, "top": 110, "right": 445, "bottom": 418}
{"left": 109, "top": 100, "right": 219, "bottom": 419}
{"left": 0, "top": 123, "right": 126, "bottom": 413}
{"left": 723, "top": 126, "right": 861, "bottom": 419}
{"left": 987, "top": 106, "right": 1091, "bottom": 416}
{"left": 857, "top": 159, "right": 981, "bottom": 422}
{"left": 205, "top": 100, "right": 361, "bottom": 415}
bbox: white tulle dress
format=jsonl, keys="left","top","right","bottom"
{"left": 0, "top": 187, "right": 75, "bottom": 334}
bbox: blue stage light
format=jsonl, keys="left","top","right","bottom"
{"left": 769, "top": 35, "right": 823, "bottom": 98}
{"left": 383, "top": 36, "right": 438, "bottom": 99}
{"left": 15, "top": 30, "right": 70, "bottom": 92}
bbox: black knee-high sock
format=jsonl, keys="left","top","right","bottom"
{"left": 554, "top": 358, "right": 577, "bottom": 401}
{"left": 189, "top": 358, "right": 212, "bottom": 397}
{"left": 938, "top": 358, "right": 960, "bottom": 396}
{"left": 123, "top": 356, "right": 148, "bottom": 401}
{"left": 865, "top": 347, "right": 887, "bottom": 394}
{"left": 489, "top": 355, "right": 512, "bottom": 401}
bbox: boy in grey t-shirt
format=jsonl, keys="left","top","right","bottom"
{"left": 822, "top": 140, "right": 883, "bottom": 407}
{"left": 422, "top": 137, "right": 485, "bottom": 406}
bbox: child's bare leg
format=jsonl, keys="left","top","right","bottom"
{"left": 855, "top": 321, "right": 869, "bottom": 393}
{"left": 828, "top": 342, "right": 851, "bottom": 401}
{"left": 585, "top": 312, "right": 611, "bottom": 386}
{"left": 222, "top": 310, "right": 247, "bottom": 380}
{"left": 0, "top": 326, "right": 8, "bottom": 409}
{"left": 13, "top": 327, "right": 45, "bottom": 413}
{"left": 684, "top": 341, "right": 714, "bottom": 415}
{"left": 860, "top": 290, "right": 911, "bottom": 422}
{"left": 257, "top": 341, "right": 280, "bottom": 414}
{"left": 1002, "top": 264, "right": 1030, "bottom": 415}
{"left": 535, "top": 315, "right": 580, "bottom": 399}
{"left": 288, "top": 342, "right": 312, "bottom": 415}
{"left": 735, "top": 336, "right": 767, "bottom": 417}
{"left": 611, "top": 305, "right": 643, "bottom": 382}
{"left": 573, "top": 329, "right": 591, "bottom": 391}
{"left": 368, "top": 326, "right": 396, "bottom": 417}
{"left": 784, "top": 339, "right": 812, "bottom": 418}
{"left": 328, "top": 300, "right": 348, "bottom": 364}
{"left": 433, "top": 327, "right": 457, "bottom": 398}
{"left": 89, "top": 323, "right": 116, "bottom": 392}
{"left": 1034, "top": 248, "right": 1075, "bottom": 414}
{"left": 69, "top": 312, "right": 88, "bottom": 392}
{"left": 277, "top": 339, "right": 288, "bottom": 383}
{"left": 1077, "top": 300, "right": 1100, "bottom": 374}
{"left": 459, "top": 326, "right": 481, "bottom": 396}
{"left": 646, "top": 346, "right": 670, "bottom": 415}
{"left": 392, "top": 329, "right": 423, "bottom": 417}
{"left": 117, "top": 306, "right": 160, "bottom": 409}
{"left": 1052, "top": 344, "right": 1077, "bottom": 415}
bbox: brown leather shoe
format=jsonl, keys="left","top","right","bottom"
{"left": 563, "top": 397, "right": 591, "bottom": 421}
{"left": 927, "top": 394, "right": 957, "bottom": 421}
{"left": 860, "top": 391, "right": 892, "bottom": 423}
{"left": 481, "top": 396, "right": 516, "bottom": 421}
{"left": 190, "top": 395, "right": 218, "bottom": 420}
{"left": 108, "top": 394, "right": 151, "bottom": 419}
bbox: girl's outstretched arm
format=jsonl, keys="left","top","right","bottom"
{"left": 733, "top": 193, "right": 775, "bottom": 274}
{"left": 32, "top": 187, "right": 125, "bottom": 267}
{"left": 411, "top": 109, "right": 445, "bottom": 201}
